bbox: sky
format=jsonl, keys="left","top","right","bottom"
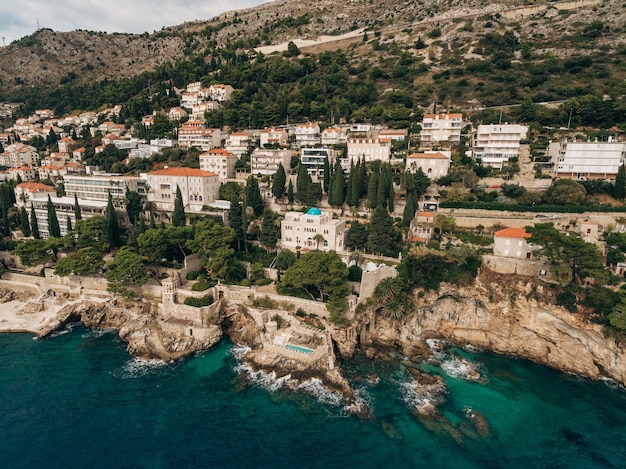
{"left": 0, "top": 0, "right": 267, "bottom": 45}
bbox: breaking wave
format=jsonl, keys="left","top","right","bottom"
{"left": 81, "top": 328, "right": 115, "bottom": 339}
{"left": 113, "top": 357, "right": 170, "bottom": 379}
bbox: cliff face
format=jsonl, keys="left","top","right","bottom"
{"left": 343, "top": 271, "right": 626, "bottom": 386}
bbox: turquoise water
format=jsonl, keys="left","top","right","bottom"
{"left": 1, "top": 324, "right": 626, "bottom": 468}
{"left": 285, "top": 344, "right": 314, "bottom": 354}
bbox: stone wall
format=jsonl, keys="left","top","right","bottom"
{"left": 482, "top": 254, "right": 551, "bottom": 278}
{"left": 359, "top": 266, "right": 398, "bottom": 303}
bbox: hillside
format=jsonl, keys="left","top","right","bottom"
{"left": 0, "top": 0, "right": 625, "bottom": 125}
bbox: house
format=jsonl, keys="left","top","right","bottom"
{"left": 577, "top": 220, "right": 600, "bottom": 244}
{"left": 548, "top": 138, "right": 626, "bottom": 180}
{"left": 420, "top": 113, "right": 463, "bottom": 143}
{"left": 280, "top": 208, "right": 346, "bottom": 252}
{"left": 405, "top": 152, "right": 451, "bottom": 180}
{"left": 473, "top": 124, "right": 528, "bottom": 169}
{"left": 72, "top": 147, "right": 86, "bottom": 162}
{"left": 251, "top": 148, "right": 292, "bottom": 176}
{"left": 144, "top": 167, "right": 220, "bottom": 215}
{"left": 346, "top": 138, "right": 391, "bottom": 165}
{"left": 208, "top": 84, "right": 235, "bottom": 102}
{"left": 14, "top": 182, "right": 57, "bottom": 207}
{"left": 410, "top": 211, "right": 436, "bottom": 244}
{"left": 293, "top": 123, "right": 321, "bottom": 148}
{"left": 378, "top": 129, "right": 408, "bottom": 142}
{"left": 168, "top": 107, "right": 188, "bottom": 121}
{"left": 0, "top": 143, "right": 39, "bottom": 168}
{"left": 38, "top": 165, "right": 66, "bottom": 181}
{"left": 9, "top": 166, "right": 37, "bottom": 182}
{"left": 493, "top": 227, "right": 533, "bottom": 259}
{"left": 301, "top": 147, "right": 337, "bottom": 178}
{"left": 225, "top": 131, "right": 253, "bottom": 157}
{"left": 57, "top": 137, "right": 76, "bottom": 153}
{"left": 199, "top": 149, "right": 238, "bottom": 180}
{"left": 259, "top": 127, "right": 289, "bottom": 148}
{"left": 321, "top": 127, "right": 348, "bottom": 146}
{"left": 177, "top": 122, "right": 221, "bottom": 151}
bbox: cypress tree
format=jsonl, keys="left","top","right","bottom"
{"left": 323, "top": 156, "right": 331, "bottom": 193}
{"left": 47, "top": 195, "right": 61, "bottom": 238}
{"left": 138, "top": 213, "right": 147, "bottom": 234}
{"left": 350, "top": 161, "right": 360, "bottom": 207}
{"left": 105, "top": 192, "right": 121, "bottom": 248}
{"left": 295, "top": 164, "right": 319, "bottom": 206}
{"left": 272, "top": 163, "right": 286, "bottom": 199}
{"left": 330, "top": 159, "right": 346, "bottom": 207}
{"left": 172, "top": 185, "right": 186, "bottom": 227}
{"left": 20, "top": 206, "right": 30, "bottom": 237}
{"left": 30, "top": 204, "right": 40, "bottom": 239}
{"left": 246, "top": 176, "right": 264, "bottom": 217}
{"left": 229, "top": 197, "right": 245, "bottom": 251}
{"left": 74, "top": 193, "right": 82, "bottom": 221}
{"left": 149, "top": 211, "right": 157, "bottom": 230}
{"left": 346, "top": 163, "right": 354, "bottom": 207}
{"left": 403, "top": 193, "right": 417, "bottom": 227}
{"left": 66, "top": 215, "right": 73, "bottom": 233}
{"left": 388, "top": 180, "right": 395, "bottom": 213}
{"left": 615, "top": 164, "right": 626, "bottom": 200}
{"left": 287, "top": 180, "right": 294, "bottom": 204}
{"left": 367, "top": 165, "right": 379, "bottom": 209}
{"left": 2, "top": 206, "right": 9, "bottom": 237}
{"left": 358, "top": 158, "right": 367, "bottom": 198}
{"left": 376, "top": 168, "right": 387, "bottom": 210}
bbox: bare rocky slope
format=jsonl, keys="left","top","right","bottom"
{"left": 0, "top": 0, "right": 624, "bottom": 100}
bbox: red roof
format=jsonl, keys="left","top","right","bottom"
{"left": 16, "top": 182, "right": 56, "bottom": 193}
{"left": 417, "top": 212, "right": 435, "bottom": 218}
{"left": 148, "top": 167, "right": 218, "bottom": 177}
{"left": 494, "top": 228, "right": 531, "bottom": 239}
{"left": 202, "top": 149, "right": 236, "bottom": 157}
{"left": 407, "top": 152, "right": 449, "bottom": 159}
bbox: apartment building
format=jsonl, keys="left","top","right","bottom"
{"left": 473, "top": 124, "right": 528, "bottom": 169}
{"left": 420, "top": 113, "right": 463, "bottom": 143}
{"left": 405, "top": 152, "right": 451, "bottom": 179}
{"left": 144, "top": 167, "right": 220, "bottom": 214}
{"left": 251, "top": 148, "right": 292, "bottom": 176}
{"left": 63, "top": 174, "right": 147, "bottom": 208}
{"left": 199, "top": 149, "right": 238, "bottom": 180}
{"left": 548, "top": 139, "right": 626, "bottom": 180}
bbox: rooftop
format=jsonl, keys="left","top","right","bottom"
{"left": 494, "top": 228, "right": 531, "bottom": 239}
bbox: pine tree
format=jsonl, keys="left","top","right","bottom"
{"left": 172, "top": 185, "right": 186, "bottom": 227}
{"left": 247, "top": 175, "right": 264, "bottom": 217}
{"left": 74, "top": 193, "right": 82, "bottom": 221}
{"left": 330, "top": 159, "right": 346, "bottom": 207}
{"left": 30, "top": 204, "right": 40, "bottom": 239}
{"left": 272, "top": 163, "right": 286, "bottom": 199}
{"left": 66, "top": 215, "right": 73, "bottom": 233}
{"left": 323, "top": 156, "right": 331, "bottom": 193}
{"left": 615, "top": 164, "right": 626, "bottom": 200}
{"left": 287, "top": 180, "right": 294, "bottom": 204}
{"left": 105, "top": 192, "right": 121, "bottom": 248}
{"left": 47, "top": 195, "right": 61, "bottom": 238}
{"left": 20, "top": 206, "right": 30, "bottom": 237}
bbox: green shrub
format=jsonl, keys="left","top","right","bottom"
{"left": 255, "top": 278, "right": 272, "bottom": 286}
{"left": 186, "top": 270, "right": 201, "bottom": 281}
{"left": 184, "top": 294, "right": 214, "bottom": 307}
{"left": 192, "top": 277, "right": 216, "bottom": 291}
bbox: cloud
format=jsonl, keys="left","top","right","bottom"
{"left": 0, "top": 0, "right": 265, "bottom": 45}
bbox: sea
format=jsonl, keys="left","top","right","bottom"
{"left": 1, "top": 324, "right": 626, "bottom": 469}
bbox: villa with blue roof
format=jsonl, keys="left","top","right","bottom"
{"left": 280, "top": 208, "right": 346, "bottom": 253}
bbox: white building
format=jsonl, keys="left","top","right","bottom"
{"left": 378, "top": 129, "right": 408, "bottom": 142}
{"left": 301, "top": 147, "right": 337, "bottom": 178}
{"left": 63, "top": 174, "right": 147, "bottom": 208}
{"left": 420, "top": 113, "right": 463, "bottom": 143}
{"left": 199, "top": 149, "right": 238, "bottom": 180}
{"left": 259, "top": 127, "right": 288, "bottom": 148}
{"left": 293, "top": 123, "right": 321, "bottom": 148}
{"left": 225, "top": 131, "right": 253, "bottom": 157}
{"left": 0, "top": 143, "right": 39, "bottom": 168}
{"left": 405, "top": 152, "right": 451, "bottom": 179}
{"left": 29, "top": 196, "right": 108, "bottom": 238}
{"left": 251, "top": 148, "right": 292, "bottom": 176}
{"left": 144, "top": 167, "right": 220, "bottom": 214}
{"left": 346, "top": 138, "right": 391, "bottom": 165}
{"left": 208, "top": 84, "right": 235, "bottom": 102}
{"left": 493, "top": 227, "right": 533, "bottom": 259}
{"left": 321, "top": 127, "right": 348, "bottom": 146}
{"left": 281, "top": 208, "right": 345, "bottom": 252}
{"left": 473, "top": 124, "right": 528, "bottom": 169}
{"left": 548, "top": 139, "right": 626, "bottom": 180}
{"left": 15, "top": 182, "right": 57, "bottom": 207}
{"left": 177, "top": 121, "right": 221, "bottom": 151}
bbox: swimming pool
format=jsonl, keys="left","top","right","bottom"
{"left": 285, "top": 344, "right": 314, "bottom": 354}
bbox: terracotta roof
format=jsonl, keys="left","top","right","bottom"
{"left": 148, "top": 167, "right": 218, "bottom": 177}
{"left": 12, "top": 166, "right": 34, "bottom": 171}
{"left": 494, "top": 228, "right": 531, "bottom": 239}
{"left": 423, "top": 113, "right": 463, "bottom": 119}
{"left": 202, "top": 149, "right": 236, "bottom": 157}
{"left": 16, "top": 182, "right": 56, "bottom": 192}
{"left": 417, "top": 212, "right": 435, "bottom": 218}
{"left": 407, "top": 152, "right": 449, "bottom": 159}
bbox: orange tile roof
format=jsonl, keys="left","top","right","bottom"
{"left": 16, "top": 182, "right": 56, "bottom": 192}
{"left": 423, "top": 113, "right": 463, "bottom": 119}
{"left": 417, "top": 212, "right": 435, "bottom": 218}
{"left": 202, "top": 149, "right": 236, "bottom": 157}
{"left": 407, "top": 152, "right": 449, "bottom": 159}
{"left": 494, "top": 228, "right": 531, "bottom": 239}
{"left": 148, "top": 167, "right": 218, "bottom": 177}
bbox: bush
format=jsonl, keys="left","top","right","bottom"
{"left": 192, "top": 277, "right": 216, "bottom": 291}
{"left": 186, "top": 270, "right": 201, "bottom": 281}
{"left": 296, "top": 308, "right": 306, "bottom": 317}
{"left": 184, "top": 294, "right": 214, "bottom": 307}
{"left": 255, "top": 278, "right": 272, "bottom": 286}
{"left": 348, "top": 265, "right": 363, "bottom": 282}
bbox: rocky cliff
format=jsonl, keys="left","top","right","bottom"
{"left": 339, "top": 270, "right": 626, "bottom": 386}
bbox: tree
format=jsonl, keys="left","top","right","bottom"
{"left": 345, "top": 220, "right": 369, "bottom": 251}
{"left": 137, "top": 225, "right": 194, "bottom": 263}
{"left": 229, "top": 197, "right": 246, "bottom": 252}
{"left": 46, "top": 195, "right": 61, "bottom": 238}
{"left": 313, "top": 233, "right": 325, "bottom": 250}
{"left": 260, "top": 210, "right": 281, "bottom": 251}
{"left": 30, "top": 204, "right": 40, "bottom": 239}
{"left": 323, "top": 157, "right": 331, "bottom": 194}
{"left": 14, "top": 238, "right": 62, "bottom": 267}
{"left": 75, "top": 216, "right": 108, "bottom": 251}
{"left": 186, "top": 218, "right": 235, "bottom": 280}
{"left": 54, "top": 247, "right": 104, "bottom": 276}
{"left": 172, "top": 185, "right": 186, "bottom": 227}
{"left": 275, "top": 250, "right": 296, "bottom": 277}
{"left": 329, "top": 159, "right": 346, "bottom": 207}
{"left": 106, "top": 247, "right": 148, "bottom": 298}
{"left": 246, "top": 176, "right": 264, "bottom": 217}
{"left": 286, "top": 41, "right": 300, "bottom": 57}
{"left": 20, "top": 207, "right": 30, "bottom": 237}
{"left": 74, "top": 193, "right": 82, "bottom": 221}
{"left": 125, "top": 188, "right": 143, "bottom": 224}
{"left": 287, "top": 180, "right": 295, "bottom": 204}
{"left": 543, "top": 179, "right": 587, "bottom": 205}
{"left": 295, "top": 164, "right": 319, "bottom": 206}
{"left": 368, "top": 207, "right": 402, "bottom": 257}
{"left": 527, "top": 223, "right": 607, "bottom": 285}
{"left": 615, "top": 164, "right": 626, "bottom": 200}
{"left": 105, "top": 192, "right": 121, "bottom": 248}
{"left": 403, "top": 192, "right": 417, "bottom": 227}
{"left": 66, "top": 216, "right": 73, "bottom": 233}
{"left": 367, "top": 165, "right": 379, "bottom": 209}
{"left": 272, "top": 163, "right": 286, "bottom": 199}
{"left": 281, "top": 250, "right": 348, "bottom": 303}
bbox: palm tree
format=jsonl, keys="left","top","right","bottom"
{"left": 313, "top": 233, "right": 325, "bottom": 250}
{"left": 349, "top": 250, "right": 365, "bottom": 268}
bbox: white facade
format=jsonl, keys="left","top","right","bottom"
{"left": 63, "top": 174, "right": 147, "bottom": 207}
{"left": 405, "top": 152, "right": 450, "bottom": 179}
{"left": 14, "top": 182, "right": 57, "bottom": 207}
{"left": 301, "top": 147, "right": 337, "bottom": 178}
{"left": 29, "top": 196, "right": 108, "bottom": 238}
{"left": 199, "top": 149, "right": 238, "bottom": 180}
{"left": 420, "top": 113, "right": 462, "bottom": 143}
{"left": 281, "top": 208, "right": 345, "bottom": 252}
{"left": 293, "top": 123, "right": 320, "bottom": 148}
{"left": 259, "top": 127, "right": 288, "bottom": 147}
{"left": 251, "top": 148, "right": 291, "bottom": 176}
{"left": 177, "top": 122, "right": 221, "bottom": 151}
{"left": 0, "top": 143, "right": 39, "bottom": 168}
{"left": 493, "top": 228, "right": 533, "bottom": 258}
{"left": 144, "top": 167, "right": 220, "bottom": 214}
{"left": 321, "top": 127, "right": 348, "bottom": 146}
{"left": 225, "top": 131, "right": 252, "bottom": 157}
{"left": 548, "top": 140, "right": 626, "bottom": 180}
{"left": 346, "top": 138, "right": 391, "bottom": 164}
{"left": 474, "top": 124, "right": 528, "bottom": 169}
